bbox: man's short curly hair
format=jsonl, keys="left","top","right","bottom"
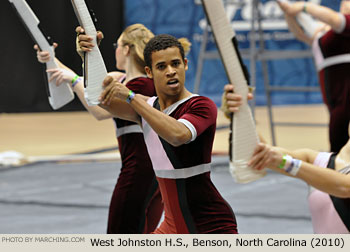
{"left": 144, "top": 34, "right": 185, "bottom": 68}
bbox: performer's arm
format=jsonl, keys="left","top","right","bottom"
{"left": 130, "top": 95, "right": 192, "bottom": 146}
{"left": 100, "top": 77, "right": 192, "bottom": 147}
{"left": 249, "top": 143, "right": 350, "bottom": 198}
{"left": 34, "top": 45, "right": 114, "bottom": 120}
{"left": 296, "top": 162, "right": 350, "bottom": 198}
{"left": 284, "top": 12, "right": 314, "bottom": 45}
{"left": 279, "top": 1, "right": 344, "bottom": 32}
{"left": 68, "top": 75, "right": 116, "bottom": 121}
{"left": 277, "top": 1, "right": 325, "bottom": 44}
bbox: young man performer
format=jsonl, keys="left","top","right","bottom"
{"left": 96, "top": 34, "right": 238, "bottom": 234}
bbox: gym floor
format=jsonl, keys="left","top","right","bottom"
{"left": 0, "top": 104, "right": 328, "bottom": 233}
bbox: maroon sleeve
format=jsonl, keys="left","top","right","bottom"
{"left": 126, "top": 77, "right": 156, "bottom": 97}
{"left": 180, "top": 96, "right": 217, "bottom": 137}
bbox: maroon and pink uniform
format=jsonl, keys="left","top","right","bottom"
{"left": 142, "top": 95, "right": 238, "bottom": 234}
{"left": 312, "top": 14, "right": 350, "bottom": 152}
{"left": 308, "top": 152, "right": 350, "bottom": 233}
{"left": 107, "top": 77, "right": 163, "bottom": 234}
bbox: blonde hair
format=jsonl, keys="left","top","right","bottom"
{"left": 178, "top": 37, "right": 191, "bottom": 55}
{"left": 121, "top": 24, "right": 192, "bottom": 71}
{"left": 120, "top": 24, "right": 154, "bottom": 71}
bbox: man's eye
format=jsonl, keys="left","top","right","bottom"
{"left": 173, "top": 61, "right": 180, "bottom": 67}
{"left": 157, "top": 65, "right": 165, "bottom": 70}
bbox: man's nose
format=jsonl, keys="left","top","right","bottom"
{"left": 166, "top": 66, "right": 176, "bottom": 76}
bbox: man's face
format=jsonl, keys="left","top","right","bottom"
{"left": 145, "top": 46, "right": 188, "bottom": 98}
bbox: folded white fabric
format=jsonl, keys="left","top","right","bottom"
{"left": 0, "top": 151, "right": 27, "bottom": 167}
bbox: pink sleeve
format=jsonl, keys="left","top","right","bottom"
{"left": 313, "top": 152, "right": 332, "bottom": 168}
{"left": 338, "top": 14, "right": 350, "bottom": 35}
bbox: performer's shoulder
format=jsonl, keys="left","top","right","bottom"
{"left": 127, "top": 76, "right": 153, "bottom": 86}
{"left": 126, "top": 77, "right": 155, "bottom": 96}
{"left": 189, "top": 95, "right": 216, "bottom": 108}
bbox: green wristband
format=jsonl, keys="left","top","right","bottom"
{"left": 278, "top": 155, "right": 288, "bottom": 169}
{"left": 303, "top": 2, "right": 307, "bottom": 13}
{"left": 71, "top": 75, "right": 79, "bottom": 85}
{"left": 126, "top": 90, "right": 136, "bottom": 103}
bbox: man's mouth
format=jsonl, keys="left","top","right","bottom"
{"left": 167, "top": 79, "right": 179, "bottom": 85}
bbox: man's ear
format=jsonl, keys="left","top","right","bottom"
{"left": 145, "top": 66, "right": 153, "bottom": 79}
{"left": 184, "top": 58, "right": 188, "bottom": 71}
